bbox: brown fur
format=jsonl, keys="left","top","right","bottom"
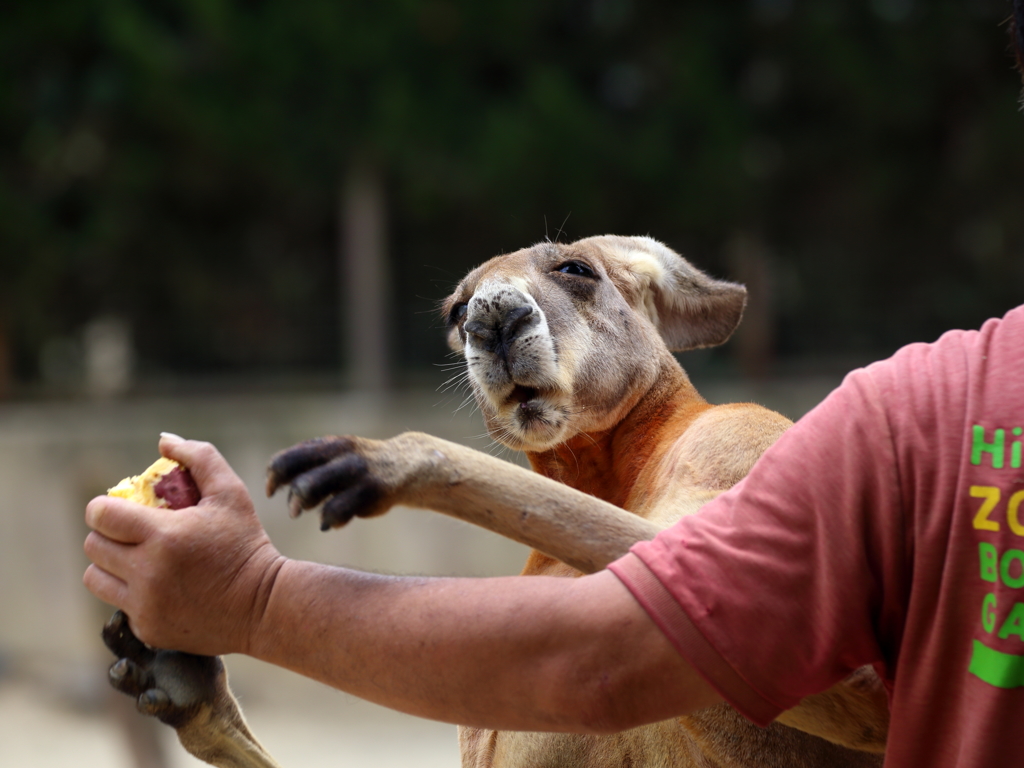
{"left": 432, "top": 236, "right": 888, "bottom": 766}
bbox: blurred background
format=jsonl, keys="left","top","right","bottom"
{"left": 1, "top": 0, "right": 1022, "bottom": 766}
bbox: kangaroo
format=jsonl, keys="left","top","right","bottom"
{"left": 103, "top": 235, "right": 888, "bottom": 768}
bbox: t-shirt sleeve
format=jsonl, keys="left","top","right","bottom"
{"left": 609, "top": 367, "right": 908, "bottom": 726}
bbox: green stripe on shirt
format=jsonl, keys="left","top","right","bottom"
{"left": 970, "top": 640, "right": 1024, "bottom": 688}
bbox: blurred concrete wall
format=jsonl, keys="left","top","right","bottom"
{"left": 0, "top": 390, "right": 535, "bottom": 686}
{"left": 0, "top": 374, "right": 842, "bottom": 697}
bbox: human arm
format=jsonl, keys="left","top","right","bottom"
{"left": 83, "top": 435, "right": 722, "bottom": 734}
{"left": 247, "top": 559, "right": 722, "bottom": 733}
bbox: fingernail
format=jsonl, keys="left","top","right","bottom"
{"left": 160, "top": 432, "right": 184, "bottom": 442}
{"left": 85, "top": 499, "right": 105, "bottom": 528}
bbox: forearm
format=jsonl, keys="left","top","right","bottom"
{"left": 406, "top": 435, "right": 663, "bottom": 574}
{"left": 245, "top": 562, "right": 719, "bottom": 733}
{"left": 248, "top": 560, "right": 599, "bottom": 730}
{"left": 270, "top": 433, "right": 662, "bottom": 574}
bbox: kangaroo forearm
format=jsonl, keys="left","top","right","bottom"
{"left": 177, "top": 704, "right": 284, "bottom": 768}
{"left": 391, "top": 434, "right": 661, "bottom": 574}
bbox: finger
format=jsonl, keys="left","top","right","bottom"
{"left": 290, "top": 452, "right": 370, "bottom": 512}
{"left": 320, "top": 480, "right": 386, "bottom": 531}
{"left": 160, "top": 436, "right": 241, "bottom": 498}
{"left": 85, "top": 496, "right": 158, "bottom": 544}
{"left": 109, "top": 657, "right": 155, "bottom": 698}
{"left": 266, "top": 436, "right": 355, "bottom": 496}
{"left": 137, "top": 687, "right": 176, "bottom": 721}
{"left": 138, "top": 681, "right": 196, "bottom": 729}
{"left": 84, "top": 562, "right": 129, "bottom": 608}
{"left": 102, "top": 610, "right": 155, "bottom": 664}
{"left": 84, "top": 530, "right": 136, "bottom": 581}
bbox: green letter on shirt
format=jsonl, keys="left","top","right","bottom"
{"left": 1002, "top": 550, "right": 1024, "bottom": 589}
{"left": 1000, "top": 603, "right": 1024, "bottom": 641}
{"left": 980, "top": 543, "right": 999, "bottom": 583}
{"left": 972, "top": 425, "right": 1005, "bottom": 469}
{"left": 983, "top": 593, "right": 998, "bottom": 633}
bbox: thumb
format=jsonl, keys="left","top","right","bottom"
{"left": 159, "top": 434, "right": 246, "bottom": 503}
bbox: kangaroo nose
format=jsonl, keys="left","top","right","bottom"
{"left": 465, "top": 305, "right": 534, "bottom": 355}
{"left": 499, "top": 304, "right": 534, "bottom": 343}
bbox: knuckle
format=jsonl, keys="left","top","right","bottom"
{"left": 191, "top": 440, "right": 219, "bottom": 463}
{"left": 82, "top": 564, "right": 101, "bottom": 594}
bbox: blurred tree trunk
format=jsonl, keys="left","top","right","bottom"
{"left": 108, "top": 689, "right": 172, "bottom": 768}
{"left": 340, "top": 160, "right": 391, "bottom": 390}
{"left": 726, "top": 232, "right": 776, "bottom": 380}
{"left": 0, "top": 311, "right": 11, "bottom": 398}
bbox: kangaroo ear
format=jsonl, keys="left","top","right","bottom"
{"left": 619, "top": 236, "right": 747, "bottom": 352}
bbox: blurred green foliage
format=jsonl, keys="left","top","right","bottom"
{"left": 1, "top": 0, "right": 1021, "bottom": 390}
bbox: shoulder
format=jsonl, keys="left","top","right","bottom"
{"left": 862, "top": 304, "right": 1022, "bottom": 392}
{"left": 851, "top": 303, "right": 1023, "bottom": 441}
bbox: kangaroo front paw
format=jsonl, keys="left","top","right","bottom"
{"left": 266, "top": 436, "right": 392, "bottom": 530}
{"left": 102, "top": 610, "right": 226, "bottom": 729}
{"left": 102, "top": 611, "right": 282, "bottom": 768}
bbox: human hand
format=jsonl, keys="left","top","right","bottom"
{"left": 84, "top": 435, "right": 286, "bottom": 656}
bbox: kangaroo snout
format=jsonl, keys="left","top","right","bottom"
{"left": 465, "top": 304, "right": 536, "bottom": 358}
{"left": 464, "top": 281, "right": 546, "bottom": 370}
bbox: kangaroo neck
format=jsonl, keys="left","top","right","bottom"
{"left": 524, "top": 355, "right": 708, "bottom": 509}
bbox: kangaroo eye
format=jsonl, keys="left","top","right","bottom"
{"left": 448, "top": 303, "right": 468, "bottom": 325}
{"left": 555, "top": 261, "right": 596, "bottom": 278}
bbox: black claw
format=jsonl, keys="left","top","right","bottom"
{"left": 110, "top": 658, "right": 130, "bottom": 683}
{"left": 266, "top": 436, "right": 354, "bottom": 496}
{"left": 109, "top": 658, "right": 153, "bottom": 697}
{"left": 137, "top": 687, "right": 172, "bottom": 717}
{"left": 287, "top": 488, "right": 303, "bottom": 519}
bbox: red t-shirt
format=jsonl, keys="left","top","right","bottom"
{"left": 610, "top": 304, "right": 1024, "bottom": 766}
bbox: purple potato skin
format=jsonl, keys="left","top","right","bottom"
{"left": 153, "top": 466, "right": 201, "bottom": 510}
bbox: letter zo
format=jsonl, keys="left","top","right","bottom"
{"left": 971, "top": 485, "right": 1024, "bottom": 535}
